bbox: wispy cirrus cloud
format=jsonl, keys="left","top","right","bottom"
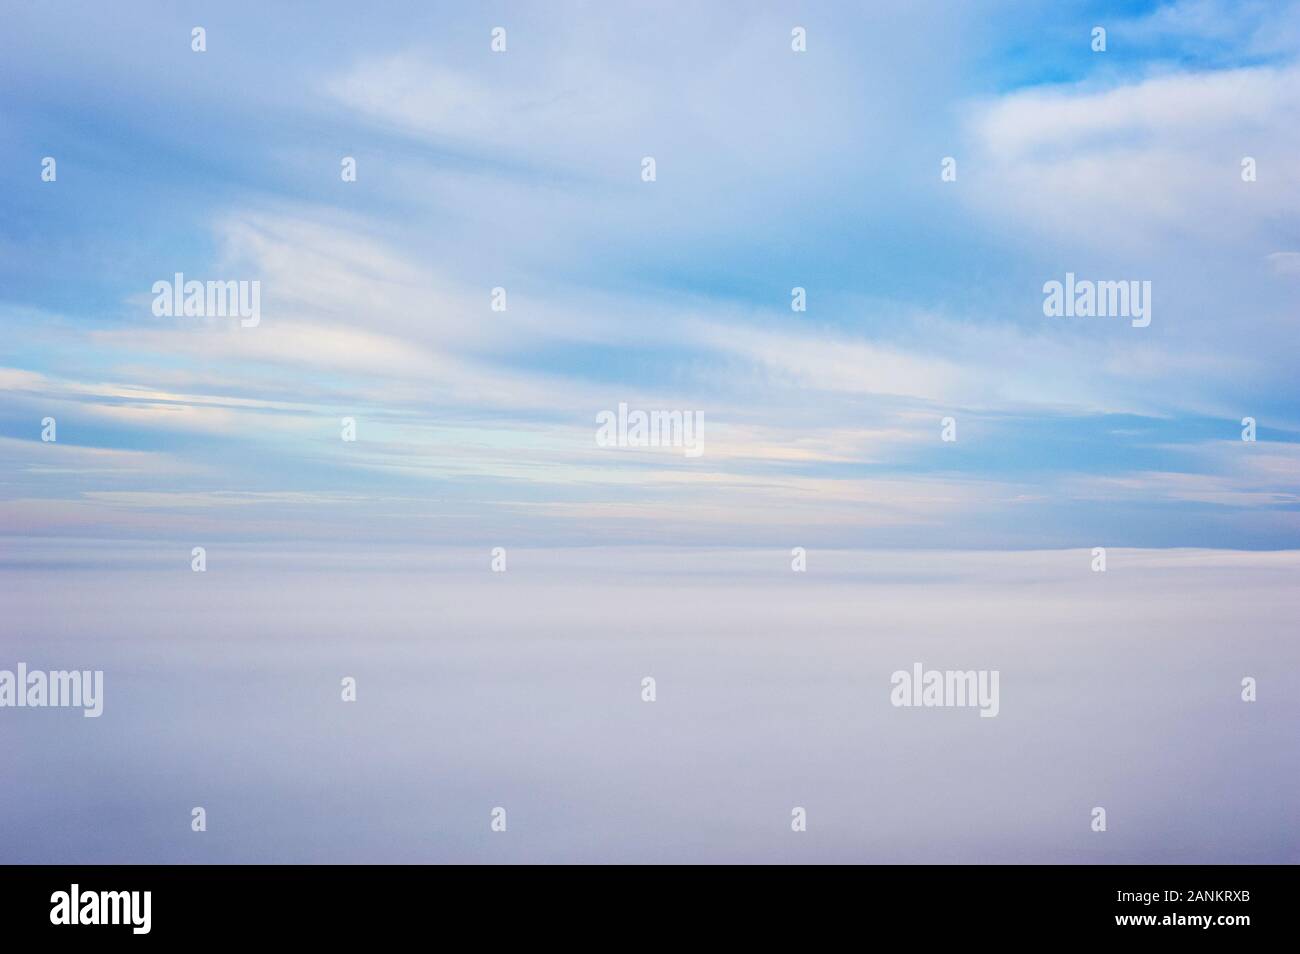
{"left": 1, "top": 0, "right": 1298, "bottom": 549}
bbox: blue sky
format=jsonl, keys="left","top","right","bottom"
{"left": 2, "top": 0, "right": 1299, "bottom": 549}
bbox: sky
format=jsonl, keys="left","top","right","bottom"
{"left": 2, "top": 0, "right": 1299, "bottom": 551}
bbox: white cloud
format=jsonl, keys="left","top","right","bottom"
{"left": 966, "top": 64, "right": 1300, "bottom": 251}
